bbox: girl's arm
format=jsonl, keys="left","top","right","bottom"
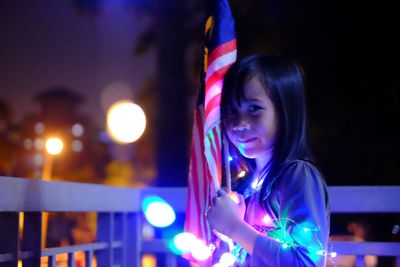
{"left": 250, "top": 160, "right": 330, "bottom": 266}
{"left": 206, "top": 189, "right": 260, "bottom": 254}
{"left": 207, "top": 161, "right": 330, "bottom": 266}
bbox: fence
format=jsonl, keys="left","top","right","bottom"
{"left": 0, "top": 176, "right": 399, "bottom": 267}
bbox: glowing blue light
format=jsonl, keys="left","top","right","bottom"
{"left": 228, "top": 155, "right": 233, "bottom": 161}
{"left": 142, "top": 196, "right": 176, "bottom": 228}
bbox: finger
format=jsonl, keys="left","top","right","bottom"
{"left": 217, "top": 188, "right": 228, "bottom": 197}
{"left": 236, "top": 192, "right": 245, "bottom": 203}
{"left": 228, "top": 192, "right": 240, "bottom": 204}
{"left": 212, "top": 196, "right": 217, "bottom": 205}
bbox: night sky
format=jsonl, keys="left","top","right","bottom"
{"left": 0, "top": 0, "right": 156, "bottom": 128}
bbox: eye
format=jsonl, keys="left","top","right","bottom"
{"left": 248, "top": 105, "right": 263, "bottom": 113}
{"left": 225, "top": 106, "right": 237, "bottom": 116}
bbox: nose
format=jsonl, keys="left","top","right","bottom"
{"left": 232, "top": 116, "right": 250, "bottom": 132}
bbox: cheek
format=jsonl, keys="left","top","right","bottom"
{"left": 224, "top": 120, "right": 235, "bottom": 136}
{"left": 225, "top": 128, "right": 236, "bottom": 145}
{"left": 258, "top": 115, "right": 278, "bottom": 141}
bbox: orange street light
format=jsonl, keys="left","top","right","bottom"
{"left": 42, "top": 137, "right": 63, "bottom": 181}
{"left": 42, "top": 136, "right": 63, "bottom": 249}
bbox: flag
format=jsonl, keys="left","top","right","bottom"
{"left": 184, "top": 0, "right": 237, "bottom": 263}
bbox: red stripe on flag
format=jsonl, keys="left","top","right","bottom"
{"left": 205, "top": 64, "right": 232, "bottom": 92}
{"left": 207, "top": 39, "right": 237, "bottom": 68}
{"left": 212, "top": 126, "right": 222, "bottom": 185}
{"left": 205, "top": 94, "right": 221, "bottom": 120}
{"left": 187, "top": 109, "right": 202, "bottom": 236}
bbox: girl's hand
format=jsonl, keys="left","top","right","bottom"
{"left": 205, "top": 189, "right": 245, "bottom": 236}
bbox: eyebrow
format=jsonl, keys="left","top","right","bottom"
{"left": 243, "top": 98, "right": 265, "bottom": 103}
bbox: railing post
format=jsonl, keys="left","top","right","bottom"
{"left": 355, "top": 255, "right": 365, "bottom": 267}
{"left": 96, "top": 213, "right": 113, "bottom": 267}
{"left": 114, "top": 213, "right": 123, "bottom": 267}
{"left": 124, "top": 212, "right": 141, "bottom": 267}
{"left": 0, "top": 212, "right": 19, "bottom": 267}
{"left": 22, "top": 212, "right": 42, "bottom": 267}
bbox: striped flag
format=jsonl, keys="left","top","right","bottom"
{"left": 184, "top": 0, "right": 236, "bottom": 263}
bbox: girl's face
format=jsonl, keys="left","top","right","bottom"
{"left": 225, "top": 77, "right": 279, "bottom": 166}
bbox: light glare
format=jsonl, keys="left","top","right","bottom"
{"left": 190, "top": 239, "right": 212, "bottom": 261}
{"left": 219, "top": 252, "right": 236, "bottom": 266}
{"left": 45, "top": 137, "right": 63, "bottom": 155}
{"left": 172, "top": 232, "right": 197, "bottom": 254}
{"left": 143, "top": 196, "right": 176, "bottom": 228}
{"left": 107, "top": 101, "right": 146, "bottom": 143}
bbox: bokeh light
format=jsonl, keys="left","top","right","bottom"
{"left": 170, "top": 232, "right": 197, "bottom": 254}
{"left": 71, "top": 123, "right": 84, "bottom": 137}
{"left": 142, "top": 196, "right": 176, "bottom": 228}
{"left": 219, "top": 252, "right": 236, "bottom": 266}
{"left": 45, "top": 137, "right": 63, "bottom": 155}
{"left": 190, "top": 239, "right": 212, "bottom": 261}
{"left": 34, "top": 138, "right": 43, "bottom": 150}
{"left": 262, "top": 214, "right": 272, "bottom": 225}
{"left": 106, "top": 100, "right": 146, "bottom": 143}
{"left": 71, "top": 140, "right": 83, "bottom": 152}
{"left": 34, "top": 122, "right": 45, "bottom": 135}
{"left": 142, "top": 254, "right": 157, "bottom": 267}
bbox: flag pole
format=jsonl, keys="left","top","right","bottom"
{"left": 223, "top": 132, "right": 231, "bottom": 193}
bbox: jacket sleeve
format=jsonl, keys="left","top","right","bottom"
{"left": 250, "top": 161, "right": 330, "bottom": 267}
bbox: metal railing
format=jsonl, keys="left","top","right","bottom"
{"left": 1, "top": 176, "right": 399, "bottom": 267}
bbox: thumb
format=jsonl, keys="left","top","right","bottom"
{"left": 228, "top": 191, "right": 244, "bottom": 204}
{"left": 217, "top": 188, "right": 228, "bottom": 197}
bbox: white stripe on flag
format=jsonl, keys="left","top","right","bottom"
{"left": 204, "top": 107, "right": 221, "bottom": 134}
{"left": 205, "top": 50, "right": 237, "bottom": 81}
{"left": 204, "top": 80, "right": 223, "bottom": 111}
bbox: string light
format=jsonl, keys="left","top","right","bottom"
{"left": 237, "top": 170, "right": 246, "bottom": 178}
{"left": 228, "top": 217, "right": 336, "bottom": 265}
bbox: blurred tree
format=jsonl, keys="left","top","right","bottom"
{"left": 0, "top": 100, "right": 17, "bottom": 176}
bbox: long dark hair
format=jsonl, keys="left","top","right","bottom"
{"left": 221, "top": 54, "right": 314, "bottom": 206}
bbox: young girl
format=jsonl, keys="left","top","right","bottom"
{"left": 206, "top": 54, "right": 330, "bottom": 266}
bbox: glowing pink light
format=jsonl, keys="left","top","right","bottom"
{"left": 191, "top": 239, "right": 212, "bottom": 261}
{"left": 172, "top": 232, "right": 197, "bottom": 253}
{"left": 262, "top": 214, "right": 272, "bottom": 225}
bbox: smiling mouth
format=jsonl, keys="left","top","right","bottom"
{"left": 238, "top": 137, "right": 257, "bottom": 144}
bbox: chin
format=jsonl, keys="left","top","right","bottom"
{"left": 238, "top": 149, "right": 260, "bottom": 159}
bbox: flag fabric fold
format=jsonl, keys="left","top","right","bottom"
{"left": 184, "top": 0, "right": 237, "bottom": 264}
